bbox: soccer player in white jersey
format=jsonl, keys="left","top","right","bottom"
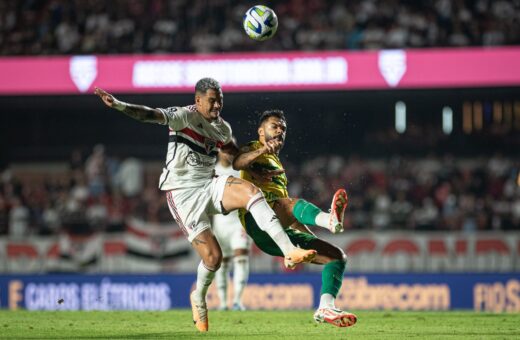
{"left": 94, "top": 78, "right": 316, "bottom": 332}
{"left": 212, "top": 151, "right": 251, "bottom": 311}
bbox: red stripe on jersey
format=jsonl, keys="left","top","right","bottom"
{"left": 179, "top": 127, "right": 224, "bottom": 148}
{"left": 166, "top": 191, "right": 189, "bottom": 237}
{"left": 179, "top": 127, "right": 205, "bottom": 143}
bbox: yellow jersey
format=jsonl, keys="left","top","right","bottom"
{"left": 240, "top": 140, "right": 289, "bottom": 204}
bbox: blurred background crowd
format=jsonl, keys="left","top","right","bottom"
{"left": 1, "top": 145, "right": 518, "bottom": 238}
{"left": 1, "top": 0, "right": 520, "bottom": 55}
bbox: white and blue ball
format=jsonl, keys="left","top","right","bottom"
{"left": 243, "top": 5, "right": 278, "bottom": 41}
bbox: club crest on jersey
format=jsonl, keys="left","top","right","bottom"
{"left": 186, "top": 151, "right": 215, "bottom": 167}
{"left": 204, "top": 138, "right": 217, "bottom": 154}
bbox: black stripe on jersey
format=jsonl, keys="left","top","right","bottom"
{"left": 165, "top": 132, "right": 178, "bottom": 167}
{"left": 159, "top": 170, "right": 170, "bottom": 190}
{"left": 160, "top": 132, "right": 178, "bottom": 190}
{"left": 169, "top": 135, "right": 218, "bottom": 157}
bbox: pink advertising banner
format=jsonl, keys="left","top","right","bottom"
{"left": 0, "top": 47, "right": 519, "bottom": 95}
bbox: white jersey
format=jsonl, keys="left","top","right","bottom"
{"left": 215, "top": 161, "right": 240, "bottom": 179}
{"left": 157, "top": 105, "right": 232, "bottom": 190}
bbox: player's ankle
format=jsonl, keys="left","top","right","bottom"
{"left": 314, "top": 212, "right": 330, "bottom": 229}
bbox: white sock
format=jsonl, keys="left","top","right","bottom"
{"left": 319, "top": 293, "right": 335, "bottom": 309}
{"left": 315, "top": 212, "right": 330, "bottom": 229}
{"left": 247, "top": 192, "right": 296, "bottom": 256}
{"left": 215, "top": 260, "right": 230, "bottom": 309}
{"left": 232, "top": 255, "right": 249, "bottom": 306}
{"left": 193, "top": 260, "right": 216, "bottom": 303}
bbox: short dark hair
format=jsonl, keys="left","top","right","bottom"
{"left": 195, "top": 77, "right": 221, "bottom": 94}
{"left": 258, "top": 109, "right": 286, "bottom": 127}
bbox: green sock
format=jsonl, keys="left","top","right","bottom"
{"left": 292, "top": 199, "right": 322, "bottom": 226}
{"left": 320, "top": 260, "right": 346, "bottom": 298}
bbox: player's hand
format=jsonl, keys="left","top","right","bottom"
{"left": 249, "top": 167, "right": 285, "bottom": 183}
{"left": 263, "top": 139, "right": 283, "bottom": 154}
{"left": 94, "top": 87, "right": 115, "bottom": 106}
{"left": 94, "top": 87, "right": 125, "bottom": 110}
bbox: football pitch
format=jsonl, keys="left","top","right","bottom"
{"left": 0, "top": 310, "right": 519, "bottom": 339}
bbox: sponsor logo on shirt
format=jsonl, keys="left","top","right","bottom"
{"left": 186, "top": 151, "right": 216, "bottom": 167}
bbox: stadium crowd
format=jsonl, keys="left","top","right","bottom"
{"left": 1, "top": 0, "right": 519, "bottom": 55}
{"left": 0, "top": 145, "right": 518, "bottom": 238}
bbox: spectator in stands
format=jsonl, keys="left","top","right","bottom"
{"left": 2, "top": 147, "right": 519, "bottom": 234}
{"left": 115, "top": 157, "right": 144, "bottom": 198}
{"left": 85, "top": 144, "right": 107, "bottom": 197}
{"left": 1, "top": 0, "right": 519, "bottom": 56}
{"left": 8, "top": 197, "right": 30, "bottom": 239}
{"left": 0, "top": 195, "right": 8, "bottom": 235}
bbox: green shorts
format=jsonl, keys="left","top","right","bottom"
{"left": 240, "top": 211, "right": 317, "bottom": 257}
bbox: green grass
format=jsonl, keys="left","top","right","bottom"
{"left": 0, "top": 310, "right": 519, "bottom": 339}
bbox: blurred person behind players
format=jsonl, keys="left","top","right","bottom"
{"left": 94, "top": 79, "right": 316, "bottom": 332}
{"left": 212, "top": 150, "right": 251, "bottom": 311}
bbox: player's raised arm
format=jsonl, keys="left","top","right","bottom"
{"left": 94, "top": 87, "right": 166, "bottom": 124}
{"left": 232, "top": 139, "right": 282, "bottom": 170}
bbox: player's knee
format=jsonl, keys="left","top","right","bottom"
{"left": 204, "top": 252, "right": 223, "bottom": 271}
{"left": 333, "top": 246, "right": 348, "bottom": 263}
{"left": 245, "top": 182, "right": 260, "bottom": 197}
{"left": 234, "top": 248, "right": 249, "bottom": 257}
{"left": 340, "top": 252, "right": 348, "bottom": 264}
{"left": 234, "top": 254, "right": 249, "bottom": 264}
{"left": 205, "top": 259, "right": 222, "bottom": 271}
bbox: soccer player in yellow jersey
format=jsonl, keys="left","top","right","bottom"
{"left": 233, "top": 109, "right": 357, "bottom": 328}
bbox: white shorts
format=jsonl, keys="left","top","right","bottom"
{"left": 212, "top": 211, "right": 251, "bottom": 258}
{"left": 165, "top": 175, "right": 229, "bottom": 242}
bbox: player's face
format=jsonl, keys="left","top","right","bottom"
{"left": 196, "top": 88, "right": 223, "bottom": 121}
{"left": 259, "top": 116, "right": 287, "bottom": 146}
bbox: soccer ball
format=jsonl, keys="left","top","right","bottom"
{"left": 243, "top": 5, "right": 278, "bottom": 41}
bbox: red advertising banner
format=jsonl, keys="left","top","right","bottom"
{"left": 1, "top": 47, "right": 519, "bottom": 95}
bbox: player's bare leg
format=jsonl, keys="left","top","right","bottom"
{"left": 190, "top": 229, "right": 222, "bottom": 332}
{"left": 221, "top": 177, "right": 316, "bottom": 264}
{"left": 272, "top": 198, "right": 298, "bottom": 227}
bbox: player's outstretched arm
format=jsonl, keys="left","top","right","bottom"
{"left": 232, "top": 140, "right": 282, "bottom": 170}
{"left": 233, "top": 146, "right": 265, "bottom": 170}
{"left": 94, "top": 87, "right": 165, "bottom": 124}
